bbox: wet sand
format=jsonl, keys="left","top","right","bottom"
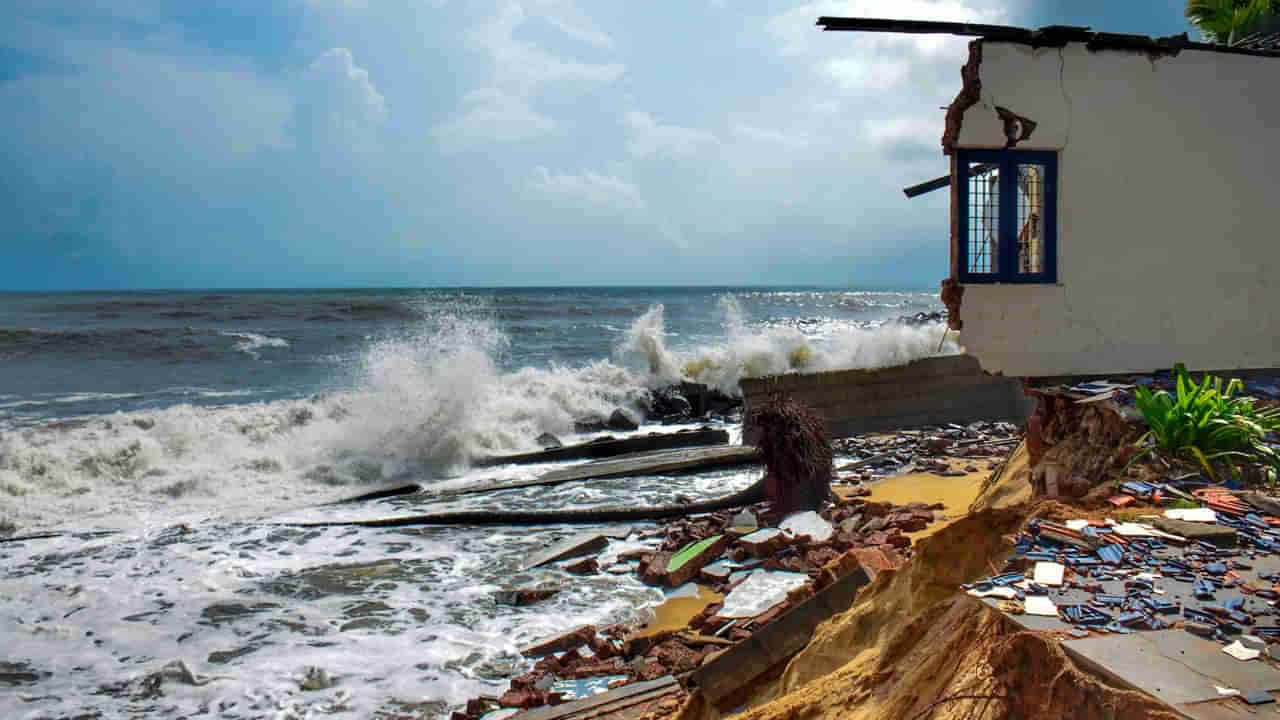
{"left": 838, "top": 459, "right": 990, "bottom": 541}
{"left": 639, "top": 584, "right": 725, "bottom": 636}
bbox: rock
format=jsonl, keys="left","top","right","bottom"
{"left": 157, "top": 659, "right": 207, "bottom": 686}
{"left": 574, "top": 415, "right": 607, "bottom": 433}
{"left": 535, "top": 432, "right": 563, "bottom": 449}
{"left": 607, "top": 409, "right": 640, "bottom": 431}
{"left": 300, "top": 666, "right": 335, "bottom": 691}
{"left": 494, "top": 587, "right": 561, "bottom": 606}
{"left": 564, "top": 557, "right": 599, "bottom": 575}
{"left": 649, "top": 387, "right": 693, "bottom": 420}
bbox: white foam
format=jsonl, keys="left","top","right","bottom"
{"left": 616, "top": 298, "right": 956, "bottom": 395}
{"left": 221, "top": 331, "right": 290, "bottom": 359}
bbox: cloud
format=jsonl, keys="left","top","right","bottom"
{"left": 529, "top": 167, "right": 646, "bottom": 212}
{"left": 733, "top": 124, "right": 810, "bottom": 150}
{"left": 624, "top": 109, "right": 718, "bottom": 160}
{"left": 769, "top": 1, "right": 1005, "bottom": 96}
{"left": 432, "top": 88, "right": 556, "bottom": 150}
{"left": 433, "top": 1, "right": 624, "bottom": 151}
{"left": 293, "top": 48, "right": 386, "bottom": 150}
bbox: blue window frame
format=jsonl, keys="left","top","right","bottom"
{"left": 956, "top": 149, "right": 1058, "bottom": 284}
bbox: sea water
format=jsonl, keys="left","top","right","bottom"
{"left": 0, "top": 287, "right": 950, "bottom": 719}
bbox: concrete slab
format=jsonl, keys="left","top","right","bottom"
{"left": 984, "top": 529, "right": 1280, "bottom": 719}
{"left": 521, "top": 533, "right": 610, "bottom": 571}
{"left": 689, "top": 567, "right": 871, "bottom": 709}
{"left": 473, "top": 428, "right": 730, "bottom": 467}
{"left": 457, "top": 446, "right": 760, "bottom": 496}
{"left": 1062, "top": 630, "right": 1280, "bottom": 707}
{"left": 512, "top": 676, "right": 679, "bottom": 720}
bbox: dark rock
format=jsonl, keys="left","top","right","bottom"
{"left": 494, "top": 587, "right": 560, "bottom": 606}
{"left": 607, "top": 409, "right": 640, "bottom": 431}
{"left": 535, "top": 432, "right": 562, "bottom": 449}
{"left": 573, "top": 415, "right": 607, "bottom": 434}
{"left": 564, "top": 557, "right": 599, "bottom": 575}
{"left": 649, "top": 387, "right": 693, "bottom": 420}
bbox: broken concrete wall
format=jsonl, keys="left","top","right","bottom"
{"left": 953, "top": 41, "right": 1280, "bottom": 377}
{"left": 739, "top": 355, "right": 1033, "bottom": 440}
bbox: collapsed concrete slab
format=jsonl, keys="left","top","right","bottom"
{"left": 472, "top": 428, "right": 730, "bottom": 467}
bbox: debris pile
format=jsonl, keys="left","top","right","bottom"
{"left": 832, "top": 421, "right": 1021, "bottom": 485}
{"left": 969, "top": 479, "right": 1280, "bottom": 655}
{"left": 452, "top": 490, "right": 950, "bottom": 720}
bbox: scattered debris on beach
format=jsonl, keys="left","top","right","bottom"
{"left": 449, "top": 415, "right": 1010, "bottom": 720}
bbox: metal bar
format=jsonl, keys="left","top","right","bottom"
{"left": 904, "top": 163, "right": 996, "bottom": 199}
{"left": 816, "top": 17, "right": 1031, "bottom": 39}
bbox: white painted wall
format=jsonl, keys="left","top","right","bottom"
{"left": 954, "top": 41, "right": 1280, "bottom": 377}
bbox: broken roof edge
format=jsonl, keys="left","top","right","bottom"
{"left": 816, "top": 16, "right": 1280, "bottom": 59}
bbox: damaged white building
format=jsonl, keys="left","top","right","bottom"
{"left": 824, "top": 18, "right": 1280, "bottom": 378}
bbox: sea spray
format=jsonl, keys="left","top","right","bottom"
{"left": 629, "top": 298, "right": 957, "bottom": 395}
{"left": 0, "top": 287, "right": 956, "bottom": 720}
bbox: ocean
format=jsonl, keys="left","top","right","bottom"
{"left": 0, "top": 286, "right": 950, "bottom": 718}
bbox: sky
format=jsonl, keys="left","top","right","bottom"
{"left": 1, "top": 1, "right": 1195, "bottom": 290}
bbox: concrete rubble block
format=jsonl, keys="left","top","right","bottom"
{"left": 719, "top": 570, "right": 811, "bottom": 618}
{"left": 1151, "top": 518, "right": 1237, "bottom": 548}
{"left": 522, "top": 533, "right": 610, "bottom": 571}
{"left": 838, "top": 514, "right": 864, "bottom": 535}
{"left": 648, "top": 638, "right": 703, "bottom": 674}
{"left": 562, "top": 657, "right": 627, "bottom": 679}
{"left": 860, "top": 516, "right": 890, "bottom": 534}
{"left": 779, "top": 511, "right": 834, "bottom": 542}
{"left": 666, "top": 535, "right": 729, "bottom": 587}
{"left": 520, "top": 625, "right": 598, "bottom": 659}
{"left": 698, "top": 560, "right": 734, "bottom": 584}
{"left": 848, "top": 546, "right": 905, "bottom": 581}
{"left": 638, "top": 552, "right": 673, "bottom": 586}
{"left": 726, "top": 510, "right": 759, "bottom": 537}
{"left": 738, "top": 528, "right": 787, "bottom": 558}
{"left": 690, "top": 567, "right": 871, "bottom": 710}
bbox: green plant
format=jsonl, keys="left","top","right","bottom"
{"left": 1186, "top": 0, "right": 1279, "bottom": 45}
{"left": 1126, "top": 364, "right": 1280, "bottom": 482}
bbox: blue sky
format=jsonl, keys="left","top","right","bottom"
{"left": 2, "top": 1, "right": 1193, "bottom": 290}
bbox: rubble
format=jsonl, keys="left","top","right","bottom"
{"left": 454, "top": 432, "right": 970, "bottom": 720}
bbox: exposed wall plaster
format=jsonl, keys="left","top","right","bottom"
{"left": 941, "top": 40, "right": 982, "bottom": 156}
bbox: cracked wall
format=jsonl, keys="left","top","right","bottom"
{"left": 951, "top": 41, "right": 1280, "bottom": 377}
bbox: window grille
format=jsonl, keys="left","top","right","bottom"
{"left": 957, "top": 150, "right": 1057, "bottom": 284}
